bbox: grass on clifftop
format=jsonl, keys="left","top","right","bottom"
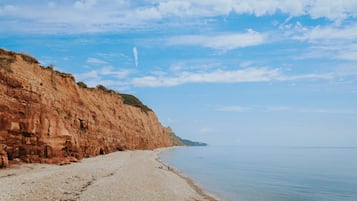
{"left": 120, "top": 93, "right": 152, "bottom": 113}
{"left": 85, "top": 84, "right": 153, "bottom": 113}
{"left": 1, "top": 48, "right": 152, "bottom": 114}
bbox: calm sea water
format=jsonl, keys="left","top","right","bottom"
{"left": 160, "top": 146, "right": 357, "bottom": 201}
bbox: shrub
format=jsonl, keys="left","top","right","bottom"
{"left": 0, "top": 58, "right": 14, "bottom": 73}
{"left": 0, "top": 48, "right": 16, "bottom": 57}
{"left": 96, "top": 84, "right": 109, "bottom": 92}
{"left": 77, "top": 81, "right": 88, "bottom": 88}
{"left": 94, "top": 84, "right": 152, "bottom": 113}
{"left": 55, "top": 70, "right": 75, "bottom": 80}
{"left": 19, "top": 53, "right": 39, "bottom": 64}
{"left": 120, "top": 93, "right": 152, "bottom": 113}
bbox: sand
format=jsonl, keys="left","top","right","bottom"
{"left": 0, "top": 149, "right": 217, "bottom": 201}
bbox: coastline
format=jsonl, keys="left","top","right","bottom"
{"left": 0, "top": 148, "right": 216, "bottom": 201}
{"left": 155, "top": 147, "right": 219, "bottom": 201}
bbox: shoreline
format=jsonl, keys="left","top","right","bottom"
{"left": 155, "top": 148, "right": 218, "bottom": 201}
{"left": 0, "top": 148, "right": 218, "bottom": 201}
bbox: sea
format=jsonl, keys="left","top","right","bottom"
{"left": 160, "top": 145, "right": 357, "bottom": 201}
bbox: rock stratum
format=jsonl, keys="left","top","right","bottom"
{"left": 0, "top": 49, "right": 173, "bottom": 168}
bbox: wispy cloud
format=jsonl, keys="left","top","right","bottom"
{"left": 299, "top": 108, "right": 357, "bottom": 115}
{"left": 74, "top": 0, "right": 97, "bottom": 10}
{"left": 75, "top": 66, "right": 133, "bottom": 87}
{"left": 265, "top": 106, "right": 291, "bottom": 112}
{"left": 87, "top": 57, "right": 108, "bottom": 65}
{"left": 144, "top": 0, "right": 357, "bottom": 22}
{"left": 266, "top": 106, "right": 357, "bottom": 115}
{"left": 294, "top": 23, "right": 357, "bottom": 42}
{"left": 133, "top": 47, "right": 138, "bottom": 67}
{"left": 167, "top": 29, "right": 264, "bottom": 51}
{"left": 337, "top": 51, "right": 357, "bottom": 61}
{"left": 131, "top": 67, "right": 332, "bottom": 87}
{"left": 217, "top": 106, "right": 252, "bottom": 112}
{"left": 217, "top": 105, "right": 357, "bottom": 115}
{"left": 99, "top": 66, "right": 133, "bottom": 78}
{"left": 74, "top": 65, "right": 333, "bottom": 89}
{"left": 1, "top": 1, "right": 356, "bottom": 34}
{"left": 284, "top": 22, "right": 357, "bottom": 61}
{"left": 131, "top": 68, "right": 277, "bottom": 87}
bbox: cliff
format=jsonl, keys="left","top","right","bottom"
{"left": 0, "top": 49, "right": 173, "bottom": 168}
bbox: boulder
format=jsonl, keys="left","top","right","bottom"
{"left": 0, "top": 150, "right": 9, "bottom": 168}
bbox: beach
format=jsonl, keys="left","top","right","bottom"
{"left": 0, "top": 149, "right": 216, "bottom": 201}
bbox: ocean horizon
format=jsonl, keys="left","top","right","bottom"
{"left": 160, "top": 145, "right": 357, "bottom": 201}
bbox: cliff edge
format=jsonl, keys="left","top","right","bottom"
{"left": 0, "top": 49, "right": 173, "bottom": 168}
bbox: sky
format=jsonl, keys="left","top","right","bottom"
{"left": 1, "top": 0, "right": 357, "bottom": 146}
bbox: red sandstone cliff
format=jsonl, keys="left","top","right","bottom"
{"left": 0, "top": 49, "right": 173, "bottom": 168}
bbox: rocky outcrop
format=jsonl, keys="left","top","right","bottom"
{"left": 0, "top": 49, "right": 173, "bottom": 167}
{"left": 0, "top": 145, "right": 8, "bottom": 168}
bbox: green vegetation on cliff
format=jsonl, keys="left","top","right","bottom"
{"left": 75, "top": 82, "right": 153, "bottom": 113}
{"left": 180, "top": 139, "right": 208, "bottom": 146}
{"left": 169, "top": 128, "right": 185, "bottom": 146}
{"left": 120, "top": 93, "right": 152, "bottom": 113}
{"left": 168, "top": 127, "right": 207, "bottom": 146}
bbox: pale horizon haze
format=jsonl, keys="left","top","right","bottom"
{"left": 1, "top": 0, "right": 357, "bottom": 146}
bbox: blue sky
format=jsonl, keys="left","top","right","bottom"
{"left": 1, "top": 0, "right": 357, "bottom": 146}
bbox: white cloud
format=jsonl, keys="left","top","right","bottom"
{"left": 167, "top": 29, "right": 265, "bottom": 51}
{"left": 154, "top": 0, "right": 357, "bottom": 21}
{"left": 265, "top": 106, "right": 291, "bottom": 112}
{"left": 169, "top": 60, "right": 221, "bottom": 72}
{"left": 219, "top": 105, "right": 357, "bottom": 114}
{"left": 76, "top": 70, "right": 99, "bottom": 81}
{"left": 337, "top": 51, "right": 357, "bottom": 61}
{"left": 74, "top": 0, "right": 97, "bottom": 10}
{"left": 234, "top": 1, "right": 291, "bottom": 16}
{"left": 278, "top": 73, "right": 333, "bottom": 81}
{"left": 158, "top": 1, "right": 194, "bottom": 17}
{"left": 127, "top": 7, "right": 162, "bottom": 21}
{"left": 217, "top": 106, "right": 252, "bottom": 112}
{"left": 132, "top": 68, "right": 278, "bottom": 87}
{"left": 266, "top": 106, "right": 357, "bottom": 115}
{"left": 131, "top": 67, "right": 332, "bottom": 87}
{"left": 299, "top": 108, "right": 357, "bottom": 115}
{"left": 99, "top": 66, "right": 132, "bottom": 78}
{"left": 166, "top": 0, "right": 356, "bottom": 21}
{"left": 233, "top": 0, "right": 357, "bottom": 21}
{"left": 75, "top": 66, "right": 133, "bottom": 87}
{"left": 284, "top": 22, "right": 357, "bottom": 61}
{"left": 133, "top": 47, "right": 138, "bottom": 67}
{"left": 295, "top": 23, "right": 357, "bottom": 42}
{"left": 87, "top": 57, "right": 108, "bottom": 65}
{"left": 1, "top": 1, "right": 357, "bottom": 34}
{"left": 308, "top": 0, "right": 357, "bottom": 22}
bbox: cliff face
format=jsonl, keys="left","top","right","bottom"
{"left": 0, "top": 49, "right": 173, "bottom": 167}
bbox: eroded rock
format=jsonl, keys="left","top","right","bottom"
{"left": 0, "top": 147, "right": 8, "bottom": 168}
{"left": 0, "top": 49, "right": 173, "bottom": 168}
